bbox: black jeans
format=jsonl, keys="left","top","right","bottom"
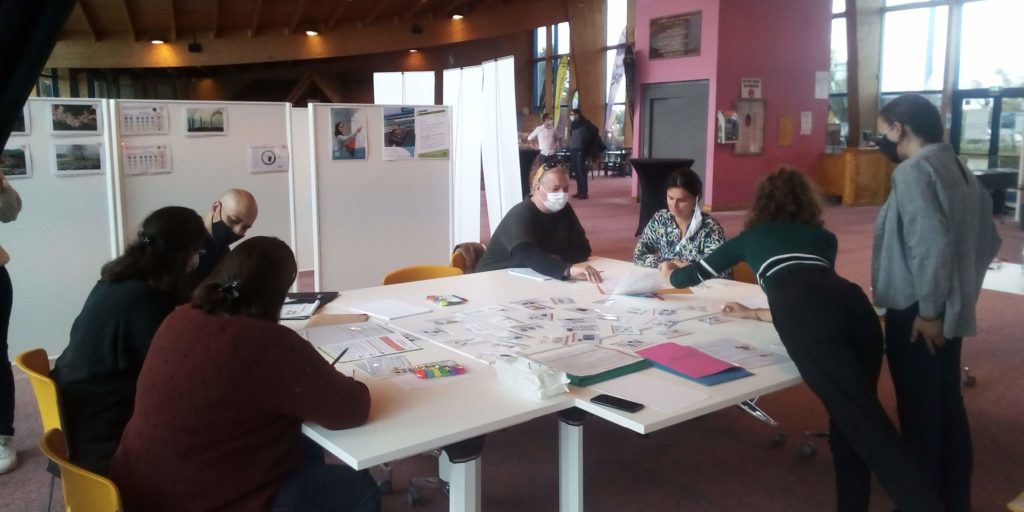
{"left": 0, "top": 266, "right": 13, "bottom": 437}
{"left": 768, "top": 268, "right": 942, "bottom": 512}
{"left": 569, "top": 149, "right": 588, "bottom": 196}
{"left": 271, "top": 437, "right": 380, "bottom": 512}
{"left": 885, "top": 304, "right": 972, "bottom": 512}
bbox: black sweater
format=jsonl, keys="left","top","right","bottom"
{"left": 475, "top": 199, "right": 592, "bottom": 279}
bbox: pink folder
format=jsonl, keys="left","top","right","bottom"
{"left": 636, "top": 343, "right": 737, "bottom": 379}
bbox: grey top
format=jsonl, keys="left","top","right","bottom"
{"left": 872, "top": 143, "right": 1001, "bottom": 338}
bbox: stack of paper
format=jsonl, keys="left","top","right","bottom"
{"left": 303, "top": 321, "right": 422, "bottom": 363}
{"left": 527, "top": 344, "right": 651, "bottom": 387}
{"left": 636, "top": 342, "right": 752, "bottom": 386}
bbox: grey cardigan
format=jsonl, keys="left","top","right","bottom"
{"left": 872, "top": 143, "right": 1001, "bottom": 338}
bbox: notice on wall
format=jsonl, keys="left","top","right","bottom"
{"left": 734, "top": 99, "right": 765, "bottom": 155}
{"left": 815, "top": 71, "right": 830, "bottom": 100}
{"left": 778, "top": 115, "right": 794, "bottom": 147}
{"left": 119, "top": 103, "right": 169, "bottom": 136}
{"left": 800, "top": 111, "right": 813, "bottom": 135}
{"left": 414, "top": 108, "right": 450, "bottom": 159}
{"left": 248, "top": 145, "right": 289, "bottom": 173}
{"left": 122, "top": 144, "right": 172, "bottom": 176}
{"left": 741, "top": 78, "right": 762, "bottom": 99}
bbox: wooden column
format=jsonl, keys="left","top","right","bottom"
{"left": 566, "top": 0, "right": 606, "bottom": 131}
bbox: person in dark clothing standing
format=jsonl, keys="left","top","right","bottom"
{"left": 0, "top": 176, "right": 22, "bottom": 474}
{"left": 661, "top": 168, "right": 943, "bottom": 512}
{"left": 476, "top": 162, "right": 601, "bottom": 282}
{"left": 190, "top": 188, "right": 259, "bottom": 287}
{"left": 567, "top": 108, "right": 602, "bottom": 199}
{"left": 51, "top": 206, "right": 207, "bottom": 476}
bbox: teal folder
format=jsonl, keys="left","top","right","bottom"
{"left": 567, "top": 359, "right": 653, "bottom": 387}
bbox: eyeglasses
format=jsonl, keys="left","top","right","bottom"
{"left": 542, "top": 160, "right": 564, "bottom": 170}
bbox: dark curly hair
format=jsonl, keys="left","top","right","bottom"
{"left": 192, "top": 236, "right": 297, "bottom": 323}
{"left": 745, "top": 167, "right": 823, "bottom": 229}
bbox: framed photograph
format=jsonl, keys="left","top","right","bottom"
{"left": 330, "top": 107, "right": 368, "bottom": 161}
{"left": 1, "top": 145, "right": 31, "bottom": 179}
{"left": 734, "top": 99, "right": 766, "bottom": 156}
{"left": 382, "top": 106, "right": 416, "bottom": 161}
{"left": 649, "top": 11, "right": 701, "bottom": 59}
{"left": 53, "top": 143, "right": 104, "bottom": 176}
{"left": 184, "top": 106, "right": 227, "bottom": 137}
{"left": 51, "top": 102, "right": 101, "bottom": 136}
{"left": 11, "top": 105, "right": 30, "bottom": 136}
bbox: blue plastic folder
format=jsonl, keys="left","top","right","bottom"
{"left": 648, "top": 362, "right": 752, "bottom": 386}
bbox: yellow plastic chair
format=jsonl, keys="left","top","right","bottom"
{"left": 382, "top": 265, "right": 463, "bottom": 285}
{"left": 39, "top": 429, "right": 121, "bottom": 512}
{"left": 450, "top": 251, "right": 468, "bottom": 273}
{"left": 731, "top": 262, "right": 757, "bottom": 284}
{"left": 15, "top": 348, "right": 65, "bottom": 510}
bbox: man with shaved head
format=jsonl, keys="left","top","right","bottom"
{"left": 191, "top": 189, "right": 259, "bottom": 285}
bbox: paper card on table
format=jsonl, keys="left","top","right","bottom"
{"left": 280, "top": 300, "right": 319, "bottom": 320}
{"left": 351, "top": 299, "right": 432, "bottom": 320}
{"left": 610, "top": 338, "right": 648, "bottom": 349}
{"left": 508, "top": 268, "right": 552, "bottom": 281}
{"left": 592, "top": 373, "right": 709, "bottom": 413}
{"left": 565, "top": 324, "right": 600, "bottom": 333}
{"left": 611, "top": 324, "right": 640, "bottom": 336}
{"left": 510, "top": 322, "right": 547, "bottom": 333}
{"left": 690, "top": 337, "right": 790, "bottom": 369}
{"left": 636, "top": 343, "right": 736, "bottom": 379}
{"left": 551, "top": 296, "right": 576, "bottom": 305}
{"left": 303, "top": 320, "right": 395, "bottom": 347}
{"left": 658, "top": 328, "right": 692, "bottom": 339}
{"left": 490, "top": 316, "right": 523, "bottom": 327}
{"left": 317, "top": 333, "right": 422, "bottom": 363}
{"left": 699, "top": 315, "right": 733, "bottom": 326}
{"left": 529, "top": 344, "right": 644, "bottom": 378}
{"left": 596, "top": 269, "right": 666, "bottom": 295}
{"left": 303, "top": 314, "right": 369, "bottom": 329}
{"left": 353, "top": 354, "right": 413, "bottom": 379}
{"left": 527, "top": 312, "right": 554, "bottom": 322}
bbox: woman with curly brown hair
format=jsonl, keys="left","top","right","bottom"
{"left": 660, "top": 167, "right": 943, "bottom": 512}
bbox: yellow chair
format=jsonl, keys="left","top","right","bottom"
{"left": 382, "top": 265, "right": 463, "bottom": 285}
{"left": 731, "top": 262, "right": 757, "bottom": 285}
{"left": 450, "top": 251, "right": 468, "bottom": 273}
{"left": 449, "top": 242, "right": 486, "bottom": 274}
{"left": 39, "top": 429, "right": 121, "bottom": 512}
{"left": 15, "top": 348, "right": 65, "bottom": 510}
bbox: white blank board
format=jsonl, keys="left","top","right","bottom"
{"left": 1, "top": 98, "right": 116, "bottom": 357}
{"left": 309, "top": 104, "right": 453, "bottom": 291}
{"left": 290, "top": 107, "right": 314, "bottom": 271}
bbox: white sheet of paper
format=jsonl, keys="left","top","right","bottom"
{"left": 599, "top": 268, "right": 666, "bottom": 295}
{"left": 690, "top": 337, "right": 790, "bottom": 369}
{"left": 592, "top": 373, "right": 709, "bottom": 413}
{"left": 352, "top": 299, "right": 432, "bottom": 320}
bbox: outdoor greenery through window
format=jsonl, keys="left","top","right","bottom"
{"left": 604, "top": 0, "right": 628, "bottom": 148}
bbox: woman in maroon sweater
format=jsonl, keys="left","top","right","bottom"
{"left": 111, "top": 237, "right": 379, "bottom": 512}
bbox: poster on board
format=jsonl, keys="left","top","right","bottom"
{"left": 119, "top": 103, "right": 169, "bottom": 136}
{"left": 249, "top": 145, "right": 289, "bottom": 173}
{"left": 414, "top": 108, "right": 450, "bottom": 159}
{"left": 184, "top": 106, "right": 227, "bottom": 137}
{"left": 1, "top": 146, "right": 31, "bottom": 179}
{"left": 330, "top": 107, "right": 368, "bottom": 161}
{"left": 50, "top": 102, "right": 101, "bottom": 136}
{"left": 382, "top": 106, "right": 416, "bottom": 161}
{"left": 52, "top": 143, "right": 104, "bottom": 176}
{"left": 11, "top": 105, "right": 29, "bottom": 136}
{"left": 734, "top": 99, "right": 765, "bottom": 155}
{"left": 123, "top": 144, "right": 172, "bottom": 176}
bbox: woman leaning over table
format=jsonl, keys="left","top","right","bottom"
{"left": 111, "top": 236, "right": 378, "bottom": 512}
{"left": 870, "top": 93, "right": 1001, "bottom": 512}
{"left": 633, "top": 168, "right": 726, "bottom": 271}
{"left": 0, "top": 175, "right": 21, "bottom": 475}
{"left": 660, "top": 167, "right": 943, "bottom": 512}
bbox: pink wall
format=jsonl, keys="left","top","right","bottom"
{"left": 631, "top": 0, "right": 720, "bottom": 198}
{"left": 710, "top": 0, "right": 831, "bottom": 208}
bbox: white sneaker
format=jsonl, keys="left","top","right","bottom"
{"left": 0, "top": 435, "right": 16, "bottom": 474}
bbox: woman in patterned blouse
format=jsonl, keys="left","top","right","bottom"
{"left": 633, "top": 168, "right": 726, "bottom": 269}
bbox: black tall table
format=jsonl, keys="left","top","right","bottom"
{"left": 630, "top": 158, "right": 695, "bottom": 236}
{"left": 973, "top": 168, "right": 1019, "bottom": 216}
{"left": 518, "top": 148, "right": 541, "bottom": 198}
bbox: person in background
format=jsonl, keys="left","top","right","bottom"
{"left": 633, "top": 168, "right": 726, "bottom": 271}
{"left": 334, "top": 122, "right": 363, "bottom": 159}
{"left": 567, "top": 108, "right": 602, "bottom": 199}
{"left": 662, "top": 167, "right": 943, "bottom": 512}
{"left": 51, "top": 207, "right": 207, "bottom": 475}
{"left": 527, "top": 113, "right": 562, "bottom": 165}
{"left": 112, "top": 237, "right": 378, "bottom": 512}
{"left": 871, "top": 93, "right": 1001, "bottom": 512}
{"left": 192, "top": 189, "right": 258, "bottom": 285}
{"left": 0, "top": 175, "right": 21, "bottom": 474}
{"left": 476, "top": 162, "right": 601, "bottom": 282}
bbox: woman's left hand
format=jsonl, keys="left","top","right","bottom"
{"left": 911, "top": 316, "right": 945, "bottom": 355}
{"left": 658, "top": 260, "right": 681, "bottom": 281}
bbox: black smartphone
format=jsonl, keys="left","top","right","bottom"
{"left": 590, "top": 394, "right": 644, "bottom": 413}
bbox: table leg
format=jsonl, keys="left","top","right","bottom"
{"left": 445, "top": 456, "right": 481, "bottom": 512}
{"left": 559, "top": 418, "right": 584, "bottom": 512}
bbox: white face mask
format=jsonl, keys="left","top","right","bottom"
{"left": 543, "top": 191, "right": 569, "bottom": 212}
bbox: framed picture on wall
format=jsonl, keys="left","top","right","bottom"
{"left": 330, "top": 107, "right": 368, "bottom": 161}
{"left": 52, "top": 143, "right": 104, "bottom": 176}
{"left": 734, "top": 99, "right": 765, "bottom": 155}
{"left": 184, "top": 106, "right": 228, "bottom": 137}
{"left": 1, "top": 145, "right": 32, "bottom": 179}
{"left": 50, "top": 102, "right": 101, "bottom": 136}
{"left": 11, "top": 105, "right": 30, "bottom": 136}
{"left": 649, "top": 11, "right": 701, "bottom": 59}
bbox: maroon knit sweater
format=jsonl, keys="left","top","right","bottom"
{"left": 111, "top": 306, "right": 370, "bottom": 512}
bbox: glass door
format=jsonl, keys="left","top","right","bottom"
{"left": 952, "top": 88, "right": 1024, "bottom": 169}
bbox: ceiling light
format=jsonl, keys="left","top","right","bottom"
{"left": 150, "top": 39, "right": 165, "bottom": 45}
{"left": 452, "top": 14, "right": 464, "bottom": 20}
{"left": 408, "top": 49, "right": 419, "bottom": 53}
{"left": 305, "top": 29, "right": 319, "bottom": 36}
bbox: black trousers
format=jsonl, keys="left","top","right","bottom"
{"left": 885, "top": 304, "right": 972, "bottom": 512}
{"left": 271, "top": 436, "right": 380, "bottom": 512}
{"left": 768, "top": 267, "right": 943, "bottom": 512}
{"left": 569, "top": 149, "right": 588, "bottom": 196}
{"left": 0, "top": 266, "right": 13, "bottom": 437}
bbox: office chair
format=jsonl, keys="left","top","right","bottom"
{"left": 39, "top": 429, "right": 122, "bottom": 512}
{"left": 15, "top": 349, "right": 64, "bottom": 510}
{"left": 382, "top": 265, "right": 463, "bottom": 285}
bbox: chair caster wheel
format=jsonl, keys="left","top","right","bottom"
{"left": 378, "top": 480, "right": 392, "bottom": 495}
{"left": 800, "top": 441, "right": 817, "bottom": 457}
{"left": 407, "top": 486, "right": 421, "bottom": 506}
{"left": 771, "top": 430, "right": 787, "bottom": 446}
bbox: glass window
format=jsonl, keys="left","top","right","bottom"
{"left": 879, "top": 92, "right": 941, "bottom": 110}
{"left": 556, "top": 22, "right": 571, "bottom": 55}
{"left": 535, "top": 26, "right": 548, "bottom": 58}
{"left": 605, "top": 50, "right": 626, "bottom": 104}
{"left": 534, "top": 61, "right": 548, "bottom": 111}
{"left": 832, "top": 0, "right": 846, "bottom": 15}
{"left": 606, "top": 104, "right": 626, "bottom": 148}
{"left": 958, "top": 0, "right": 1024, "bottom": 89}
{"left": 885, "top": 0, "right": 929, "bottom": 6}
{"left": 880, "top": 6, "right": 948, "bottom": 92}
{"left": 830, "top": 17, "right": 848, "bottom": 94}
{"left": 606, "top": 0, "right": 627, "bottom": 46}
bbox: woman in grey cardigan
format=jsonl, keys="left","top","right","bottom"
{"left": 871, "top": 94, "right": 1001, "bottom": 512}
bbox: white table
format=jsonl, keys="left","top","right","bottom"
{"left": 299, "top": 257, "right": 800, "bottom": 512}
{"left": 983, "top": 263, "right": 1024, "bottom": 296}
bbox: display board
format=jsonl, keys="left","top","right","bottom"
{"left": 308, "top": 103, "right": 453, "bottom": 291}
{"left": 443, "top": 66, "right": 484, "bottom": 245}
{"left": 290, "top": 107, "right": 314, "bottom": 272}
{"left": 111, "top": 100, "right": 295, "bottom": 255}
{"left": 0, "top": 98, "right": 117, "bottom": 357}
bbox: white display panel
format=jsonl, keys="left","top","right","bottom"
{"left": 480, "top": 57, "right": 523, "bottom": 233}
{"left": 443, "top": 66, "right": 484, "bottom": 244}
{"left": 290, "top": 107, "right": 314, "bottom": 272}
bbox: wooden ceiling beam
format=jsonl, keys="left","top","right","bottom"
{"left": 363, "top": 0, "right": 394, "bottom": 27}
{"left": 168, "top": 0, "right": 178, "bottom": 41}
{"left": 76, "top": 1, "right": 100, "bottom": 42}
{"left": 249, "top": 0, "right": 264, "bottom": 38}
{"left": 400, "top": 0, "right": 430, "bottom": 23}
{"left": 122, "top": 0, "right": 138, "bottom": 41}
{"left": 326, "top": 1, "right": 350, "bottom": 32}
{"left": 288, "top": 0, "right": 309, "bottom": 34}
{"left": 212, "top": 0, "right": 220, "bottom": 38}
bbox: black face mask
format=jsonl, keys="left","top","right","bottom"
{"left": 873, "top": 135, "right": 903, "bottom": 164}
{"left": 211, "top": 212, "right": 243, "bottom": 248}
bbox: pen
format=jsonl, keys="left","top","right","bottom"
{"left": 330, "top": 347, "right": 350, "bottom": 367}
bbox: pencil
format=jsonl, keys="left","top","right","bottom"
{"left": 330, "top": 347, "right": 350, "bottom": 367}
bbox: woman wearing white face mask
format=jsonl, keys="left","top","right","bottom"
{"left": 475, "top": 162, "right": 601, "bottom": 282}
{"left": 633, "top": 168, "right": 726, "bottom": 271}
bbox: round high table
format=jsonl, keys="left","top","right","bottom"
{"left": 518, "top": 148, "right": 541, "bottom": 198}
{"left": 629, "top": 158, "right": 695, "bottom": 236}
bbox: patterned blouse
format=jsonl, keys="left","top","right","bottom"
{"left": 633, "top": 209, "right": 727, "bottom": 269}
